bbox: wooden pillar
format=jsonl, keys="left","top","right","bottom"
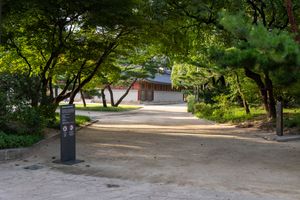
{"left": 276, "top": 101, "right": 283, "bottom": 136}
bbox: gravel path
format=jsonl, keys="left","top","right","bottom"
{"left": 1, "top": 104, "right": 300, "bottom": 200}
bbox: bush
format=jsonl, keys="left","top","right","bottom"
{"left": 8, "top": 107, "right": 46, "bottom": 135}
{"left": 284, "top": 110, "right": 300, "bottom": 128}
{"left": 0, "top": 92, "right": 9, "bottom": 129}
{"left": 187, "top": 95, "right": 196, "bottom": 113}
{"left": 194, "top": 102, "right": 214, "bottom": 117}
{"left": 0, "top": 131, "right": 43, "bottom": 149}
{"left": 38, "top": 104, "right": 57, "bottom": 123}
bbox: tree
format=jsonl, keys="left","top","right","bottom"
{"left": 285, "top": 0, "right": 300, "bottom": 42}
{"left": 0, "top": 0, "right": 148, "bottom": 116}
{"left": 150, "top": 0, "right": 300, "bottom": 119}
{"left": 212, "top": 13, "right": 300, "bottom": 118}
{"left": 96, "top": 49, "right": 160, "bottom": 107}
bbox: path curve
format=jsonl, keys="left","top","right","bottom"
{"left": 1, "top": 104, "right": 300, "bottom": 200}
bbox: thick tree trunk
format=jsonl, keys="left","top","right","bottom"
{"left": 234, "top": 72, "right": 250, "bottom": 114}
{"left": 244, "top": 68, "right": 269, "bottom": 112}
{"left": 264, "top": 72, "right": 276, "bottom": 119}
{"left": 101, "top": 88, "right": 107, "bottom": 107}
{"left": 285, "top": 0, "right": 300, "bottom": 42}
{"left": 80, "top": 89, "right": 86, "bottom": 107}
{"left": 106, "top": 85, "right": 115, "bottom": 107}
{"left": 114, "top": 78, "right": 137, "bottom": 107}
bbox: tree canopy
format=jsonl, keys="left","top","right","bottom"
{"left": 1, "top": 0, "right": 300, "bottom": 120}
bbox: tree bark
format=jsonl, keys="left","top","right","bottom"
{"left": 49, "top": 77, "right": 54, "bottom": 100}
{"left": 80, "top": 89, "right": 86, "bottom": 107}
{"left": 100, "top": 88, "right": 107, "bottom": 107}
{"left": 217, "top": 75, "right": 226, "bottom": 86}
{"left": 0, "top": 0, "right": 2, "bottom": 44}
{"left": 264, "top": 71, "right": 276, "bottom": 119}
{"left": 244, "top": 67, "right": 269, "bottom": 114}
{"left": 285, "top": 0, "right": 300, "bottom": 42}
{"left": 106, "top": 84, "right": 115, "bottom": 107}
{"left": 68, "top": 42, "right": 117, "bottom": 105}
{"left": 234, "top": 72, "right": 250, "bottom": 114}
{"left": 114, "top": 78, "right": 138, "bottom": 107}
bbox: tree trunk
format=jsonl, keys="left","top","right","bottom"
{"left": 244, "top": 67, "right": 269, "bottom": 114}
{"left": 0, "top": 0, "right": 2, "bottom": 43}
{"left": 264, "top": 72, "right": 276, "bottom": 119}
{"left": 80, "top": 89, "right": 86, "bottom": 107}
{"left": 217, "top": 75, "right": 226, "bottom": 86}
{"left": 101, "top": 88, "right": 107, "bottom": 107}
{"left": 234, "top": 72, "right": 250, "bottom": 114}
{"left": 211, "top": 77, "right": 216, "bottom": 85}
{"left": 68, "top": 94, "right": 75, "bottom": 104}
{"left": 67, "top": 42, "right": 118, "bottom": 105}
{"left": 49, "top": 77, "right": 54, "bottom": 100}
{"left": 106, "top": 84, "right": 115, "bottom": 106}
{"left": 114, "top": 78, "right": 138, "bottom": 107}
{"left": 285, "top": 0, "right": 300, "bottom": 42}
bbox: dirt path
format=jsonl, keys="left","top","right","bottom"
{"left": 1, "top": 104, "right": 300, "bottom": 200}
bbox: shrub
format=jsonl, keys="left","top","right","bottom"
{"left": 9, "top": 107, "right": 46, "bottom": 135}
{"left": 187, "top": 95, "right": 196, "bottom": 113}
{"left": 0, "top": 92, "right": 9, "bottom": 129}
{"left": 38, "top": 104, "right": 57, "bottom": 126}
{"left": 194, "top": 102, "right": 214, "bottom": 117}
{"left": 0, "top": 131, "right": 43, "bottom": 149}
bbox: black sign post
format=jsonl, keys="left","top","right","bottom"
{"left": 54, "top": 104, "right": 83, "bottom": 165}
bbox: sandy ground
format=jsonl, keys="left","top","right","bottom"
{"left": 0, "top": 104, "right": 300, "bottom": 200}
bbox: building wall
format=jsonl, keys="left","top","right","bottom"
{"left": 153, "top": 91, "right": 183, "bottom": 103}
{"left": 58, "top": 84, "right": 183, "bottom": 104}
{"left": 94, "top": 89, "right": 138, "bottom": 103}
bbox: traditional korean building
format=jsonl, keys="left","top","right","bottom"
{"left": 94, "top": 72, "right": 184, "bottom": 104}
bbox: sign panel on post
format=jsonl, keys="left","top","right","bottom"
{"left": 57, "top": 104, "right": 84, "bottom": 165}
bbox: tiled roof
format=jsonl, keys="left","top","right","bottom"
{"left": 145, "top": 73, "right": 171, "bottom": 85}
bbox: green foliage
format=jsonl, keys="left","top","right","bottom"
{"left": 74, "top": 115, "right": 91, "bottom": 126}
{"left": 194, "top": 103, "right": 265, "bottom": 123}
{"left": 217, "top": 13, "right": 300, "bottom": 83}
{"left": 9, "top": 107, "right": 46, "bottom": 135}
{"left": 37, "top": 104, "right": 57, "bottom": 126}
{"left": 194, "top": 102, "right": 214, "bottom": 117}
{"left": 186, "top": 95, "right": 196, "bottom": 113}
{"left": 0, "top": 91, "right": 9, "bottom": 128}
{"left": 284, "top": 108, "right": 300, "bottom": 128}
{"left": 48, "top": 113, "right": 91, "bottom": 129}
{"left": 0, "top": 73, "right": 46, "bottom": 135}
{"left": 0, "top": 131, "right": 43, "bottom": 149}
{"left": 1, "top": 0, "right": 151, "bottom": 108}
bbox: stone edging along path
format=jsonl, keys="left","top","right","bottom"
{"left": 0, "top": 120, "right": 99, "bottom": 161}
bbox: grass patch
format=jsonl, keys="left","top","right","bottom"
{"left": 74, "top": 104, "right": 141, "bottom": 112}
{"left": 74, "top": 115, "right": 91, "bottom": 126}
{"left": 0, "top": 131, "right": 43, "bottom": 149}
{"left": 194, "top": 103, "right": 300, "bottom": 128}
{"left": 283, "top": 108, "right": 300, "bottom": 128}
{"left": 195, "top": 106, "right": 265, "bottom": 123}
{"left": 48, "top": 113, "right": 91, "bottom": 129}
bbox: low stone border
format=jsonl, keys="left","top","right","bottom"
{"left": 276, "top": 135, "right": 300, "bottom": 142}
{"left": 76, "top": 120, "right": 99, "bottom": 131}
{"left": 0, "top": 120, "right": 99, "bottom": 161}
{"left": 0, "top": 148, "right": 30, "bottom": 161}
